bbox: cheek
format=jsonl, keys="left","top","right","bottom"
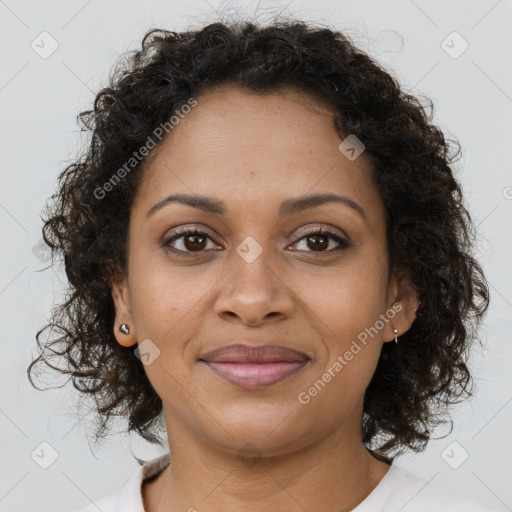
{"left": 297, "top": 253, "right": 388, "bottom": 384}
{"left": 306, "top": 281, "right": 386, "bottom": 412}
{"left": 297, "top": 255, "right": 388, "bottom": 331}
{"left": 128, "top": 256, "right": 220, "bottom": 344}
{"left": 127, "top": 263, "right": 213, "bottom": 395}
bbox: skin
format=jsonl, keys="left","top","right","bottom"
{"left": 111, "top": 84, "right": 420, "bottom": 512}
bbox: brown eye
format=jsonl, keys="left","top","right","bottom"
{"left": 305, "top": 233, "right": 329, "bottom": 251}
{"left": 291, "top": 229, "right": 351, "bottom": 254}
{"left": 162, "top": 228, "right": 219, "bottom": 255}
{"left": 182, "top": 232, "right": 207, "bottom": 251}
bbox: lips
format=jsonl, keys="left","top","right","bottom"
{"left": 199, "top": 344, "right": 310, "bottom": 389}
{"left": 199, "top": 343, "right": 309, "bottom": 363}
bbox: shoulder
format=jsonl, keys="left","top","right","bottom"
{"left": 69, "top": 452, "right": 171, "bottom": 512}
{"left": 364, "top": 464, "right": 500, "bottom": 512}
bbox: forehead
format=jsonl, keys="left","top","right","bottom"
{"left": 134, "top": 85, "right": 383, "bottom": 225}
{"left": 148, "top": 84, "right": 343, "bottom": 165}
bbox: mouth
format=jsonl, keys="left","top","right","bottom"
{"left": 202, "top": 360, "right": 310, "bottom": 389}
{"left": 199, "top": 343, "right": 310, "bottom": 389}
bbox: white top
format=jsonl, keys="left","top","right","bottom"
{"left": 71, "top": 452, "right": 499, "bottom": 512}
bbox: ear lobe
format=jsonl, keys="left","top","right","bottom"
{"left": 110, "top": 275, "right": 137, "bottom": 347}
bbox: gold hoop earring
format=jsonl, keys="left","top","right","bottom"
{"left": 393, "top": 328, "right": 398, "bottom": 344}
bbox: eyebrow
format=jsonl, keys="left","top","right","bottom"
{"left": 145, "top": 192, "right": 367, "bottom": 222}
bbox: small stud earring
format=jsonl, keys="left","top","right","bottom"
{"left": 119, "top": 324, "right": 130, "bottom": 335}
{"left": 393, "top": 328, "right": 399, "bottom": 344}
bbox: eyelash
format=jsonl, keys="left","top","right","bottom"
{"left": 161, "top": 227, "right": 351, "bottom": 257}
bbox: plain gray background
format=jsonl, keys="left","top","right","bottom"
{"left": 1, "top": 0, "right": 511, "bottom": 510}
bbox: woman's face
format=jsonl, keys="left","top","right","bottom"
{"left": 112, "top": 85, "right": 418, "bottom": 457}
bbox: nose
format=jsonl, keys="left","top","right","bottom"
{"left": 213, "top": 248, "right": 295, "bottom": 326}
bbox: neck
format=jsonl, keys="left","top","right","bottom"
{"left": 143, "top": 413, "right": 391, "bottom": 512}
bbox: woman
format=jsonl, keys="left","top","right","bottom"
{"left": 28, "top": 16, "right": 497, "bottom": 512}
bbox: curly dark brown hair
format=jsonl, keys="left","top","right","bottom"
{"left": 27, "top": 15, "right": 490, "bottom": 463}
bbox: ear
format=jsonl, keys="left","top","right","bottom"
{"left": 383, "top": 271, "right": 421, "bottom": 343}
{"left": 110, "top": 274, "right": 137, "bottom": 347}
